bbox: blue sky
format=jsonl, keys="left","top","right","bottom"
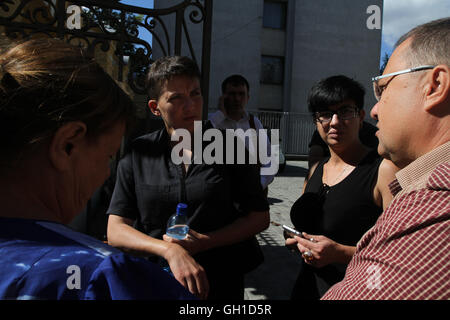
{"left": 381, "top": 0, "right": 450, "bottom": 60}
{"left": 121, "top": 0, "right": 153, "bottom": 9}
{"left": 120, "top": 0, "right": 154, "bottom": 46}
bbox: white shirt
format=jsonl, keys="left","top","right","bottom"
{"left": 208, "top": 110, "right": 275, "bottom": 190}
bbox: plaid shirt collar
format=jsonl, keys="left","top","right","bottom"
{"left": 389, "top": 142, "right": 450, "bottom": 196}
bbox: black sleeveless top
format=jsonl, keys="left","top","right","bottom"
{"left": 290, "top": 149, "right": 383, "bottom": 299}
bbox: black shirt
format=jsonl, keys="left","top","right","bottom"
{"left": 107, "top": 121, "right": 269, "bottom": 275}
{"left": 290, "top": 149, "right": 383, "bottom": 299}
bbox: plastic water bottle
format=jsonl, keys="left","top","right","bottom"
{"left": 166, "top": 203, "right": 189, "bottom": 240}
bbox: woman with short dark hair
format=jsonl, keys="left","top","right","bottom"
{"left": 286, "top": 75, "right": 398, "bottom": 300}
{"left": 107, "top": 55, "right": 270, "bottom": 300}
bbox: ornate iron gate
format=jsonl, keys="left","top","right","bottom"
{"left": 0, "top": 0, "right": 213, "bottom": 114}
{"left": 0, "top": 0, "right": 214, "bottom": 238}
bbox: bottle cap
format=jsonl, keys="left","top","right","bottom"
{"left": 176, "top": 203, "right": 188, "bottom": 215}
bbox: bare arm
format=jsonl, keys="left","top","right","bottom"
{"left": 107, "top": 214, "right": 209, "bottom": 299}
{"left": 107, "top": 215, "right": 168, "bottom": 257}
{"left": 164, "top": 210, "right": 270, "bottom": 254}
{"left": 373, "top": 159, "right": 399, "bottom": 210}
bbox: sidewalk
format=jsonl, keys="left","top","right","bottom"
{"left": 244, "top": 160, "right": 309, "bottom": 300}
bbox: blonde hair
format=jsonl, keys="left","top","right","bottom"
{"left": 0, "top": 38, "right": 135, "bottom": 164}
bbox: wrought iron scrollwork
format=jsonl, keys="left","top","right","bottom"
{"left": 186, "top": 0, "right": 205, "bottom": 24}
{"left": 0, "top": 0, "right": 212, "bottom": 98}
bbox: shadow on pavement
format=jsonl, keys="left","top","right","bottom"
{"left": 277, "top": 164, "right": 308, "bottom": 178}
{"left": 245, "top": 244, "right": 304, "bottom": 300}
{"left": 268, "top": 197, "right": 283, "bottom": 205}
{"left": 245, "top": 230, "right": 304, "bottom": 300}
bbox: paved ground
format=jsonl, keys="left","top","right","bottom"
{"left": 244, "top": 160, "right": 309, "bottom": 300}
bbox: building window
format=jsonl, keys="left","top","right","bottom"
{"left": 261, "top": 55, "right": 284, "bottom": 84}
{"left": 263, "top": 0, "right": 287, "bottom": 29}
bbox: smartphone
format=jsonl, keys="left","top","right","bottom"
{"left": 282, "top": 225, "right": 303, "bottom": 238}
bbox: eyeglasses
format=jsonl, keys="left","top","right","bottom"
{"left": 314, "top": 106, "right": 359, "bottom": 124}
{"left": 371, "top": 65, "right": 435, "bottom": 101}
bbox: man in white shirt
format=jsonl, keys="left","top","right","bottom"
{"left": 208, "top": 75, "right": 275, "bottom": 194}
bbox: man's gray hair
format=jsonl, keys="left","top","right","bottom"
{"left": 395, "top": 17, "right": 450, "bottom": 67}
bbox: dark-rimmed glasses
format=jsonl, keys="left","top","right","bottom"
{"left": 314, "top": 106, "right": 359, "bottom": 124}
{"left": 371, "top": 65, "right": 435, "bottom": 101}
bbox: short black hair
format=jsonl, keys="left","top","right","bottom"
{"left": 221, "top": 74, "right": 250, "bottom": 94}
{"left": 307, "top": 75, "right": 365, "bottom": 113}
{"left": 146, "top": 55, "right": 201, "bottom": 100}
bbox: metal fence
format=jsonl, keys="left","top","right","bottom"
{"left": 209, "top": 109, "right": 316, "bottom": 156}
{"left": 252, "top": 110, "right": 316, "bottom": 156}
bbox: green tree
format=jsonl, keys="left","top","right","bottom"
{"left": 81, "top": 1, "right": 144, "bottom": 56}
{"left": 380, "top": 52, "right": 390, "bottom": 75}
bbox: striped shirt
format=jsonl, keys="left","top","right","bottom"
{"left": 322, "top": 142, "right": 450, "bottom": 300}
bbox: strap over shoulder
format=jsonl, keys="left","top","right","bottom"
{"left": 248, "top": 113, "right": 256, "bottom": 130}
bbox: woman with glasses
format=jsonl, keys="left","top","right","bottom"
{"left": 285, "top": 75, "right": 398, "bottom": 300}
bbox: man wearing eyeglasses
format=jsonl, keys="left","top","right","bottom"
{"left": 323, "top": 18, "right": 450, "bottom": 300}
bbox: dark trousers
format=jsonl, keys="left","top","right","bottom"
{"left": 207, "top": 271, "right": 245, "bottom": 300}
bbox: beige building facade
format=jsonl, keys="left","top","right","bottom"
{"left": 154, "top": 0, "right": 383, "bottom": 116}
